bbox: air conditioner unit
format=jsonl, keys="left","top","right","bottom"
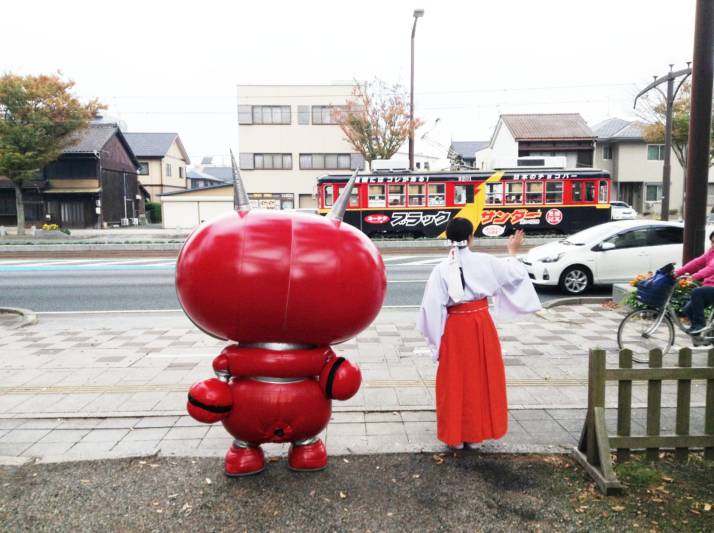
{"left": 120, "top": 218, "right": 130, "bottom": 226}
{"left": 131, "top": 217, "right": 139, "bottom": 225}
{"left": 371, "top": 158, "right": 410, "bottom": 172}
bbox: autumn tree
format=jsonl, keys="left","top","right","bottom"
{"left": 642, "top": 82, "right": 714, "bottom": 172}
{"left": 335, "top": 80, "right": 424, "bottom": 166}
{"left": 0, "top": 73, "right": 101, "bottom": 234}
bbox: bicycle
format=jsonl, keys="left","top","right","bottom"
{"left": 617, "top": 275, "right": 714, "bottom": 363}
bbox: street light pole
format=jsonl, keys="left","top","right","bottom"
{"left": 634, "top": 64, "right": 691, "bottom": 221}
{"left": 409, "top": 9, "right": 424, "bottom": 171}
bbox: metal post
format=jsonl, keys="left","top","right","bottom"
{"left": 661, "top": 73, "right": 674, "bottom": 220}
{"left": 409, "top": 9, "right": 424, "bottom": 171}
{"left": 634, "top": 66, "right": 691, "bottom": 221}
{"left": 683, "top": 0, "right": 714, "bottom": 263}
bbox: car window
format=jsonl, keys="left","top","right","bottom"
{"left": 648, "top": 226, "right": 683, "bottom": 246}
{"left": 602, "top": 228, "right": 649, "bottom": 249}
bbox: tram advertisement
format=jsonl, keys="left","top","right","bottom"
{"left": 343, "top": 205, "right": 609, "bottom": 238}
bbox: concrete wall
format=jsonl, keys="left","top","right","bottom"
{"left": 161, "top": 196, "right": 234, "bottom": 229}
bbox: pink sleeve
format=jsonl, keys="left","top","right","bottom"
{"left": 676, "top": 254, "right": 707, "bottom": 276}
{"left": 693, "top": 261, "right": 714, "bottom": 280}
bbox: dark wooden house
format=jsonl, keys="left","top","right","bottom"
{"left": 0, "top": 124, "right": 144, "bottom": 228}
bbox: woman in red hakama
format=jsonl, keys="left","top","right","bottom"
{"left": 417, "top": 218, "right": 541, "bottom": 448}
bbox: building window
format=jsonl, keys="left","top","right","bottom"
{"left": 646, "top": 184, "right": 662, "bottom": 201}
{"left": 179, "top": 167, "right": 184, "bottom": 179}
{"left": 602, "top": 145, "right": 613, "bottom": 160}
{"left": 166, "top": 164, "right": 172, "bottom": 177}
{"left": 311, "top": 105, "right": 347, "bottom": 125}
{"left": 137, "top": 162, "right": 149, "bottom": 175}
{"left": 299, "top": 153, "right": 354, "bottom": 170}
{"left": 545, "top": 182, "right": 563, "bottom": 204}
{"left": 298, "top": 105, "right": 310, "bottom": 125}
{"left": 0, "top": 198, "right": 16, "bottom": 215}
{"left": 253, "top": 153, "right": 292, "bottom": 170}
{"left": 250, "top": 105, "right": 291, "bottom": 125}
{"left": 647, "top": 144, "right": 665, "bottom": 160}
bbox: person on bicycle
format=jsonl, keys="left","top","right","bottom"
{"left": 675, "top": 231, "right": 714, "bottom": 334}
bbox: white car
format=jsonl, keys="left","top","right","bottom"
{"left": 610, "top": 201, "right": 638, "bottom": 220}
{"left": 521, "top": 220, "right": 684, "bottom": 295}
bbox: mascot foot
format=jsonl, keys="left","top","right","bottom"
{"left": 288, "top": 439, "right": 327, "bottom": 471}
{"left": 224, "top": 443, "right": 265, "bottom": 477}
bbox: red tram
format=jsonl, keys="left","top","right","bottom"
{"left": 317, "top": 169, "right": 611, "bottom": 238}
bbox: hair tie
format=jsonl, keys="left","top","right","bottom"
{"left": 449, "top": 240, "right": 469, "bottom": 249}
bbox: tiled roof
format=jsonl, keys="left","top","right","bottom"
{"left": 591, "top": 117, "right": 646, "bottom": 141}
{"left": 500, "top": 113, "right": 594, "bottom": 140}
{"left": 199, "top": 166, "right": 234, "bottom": 183}
{"left": 63, "top": 124, "right": 118, "bottom": 153}
{"left": 449, "top": 141, "right": 489, "bottom": 159}
{"left": 124, "top": 133, "right": 178, "bottom": 158}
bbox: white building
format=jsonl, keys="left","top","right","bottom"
{"left": 237, "top": 84, "right": 365, "bottom": 209}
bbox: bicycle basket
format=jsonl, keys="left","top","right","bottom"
{"left": 636, "top": 265, "right": 676, "bottom": 308}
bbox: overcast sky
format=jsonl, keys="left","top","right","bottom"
{"left": 1, "top": 0, "right": 699, "bottom": 162}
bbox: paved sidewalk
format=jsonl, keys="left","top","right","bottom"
{"left": 0, "top": 303, "right": 710, "bottom": 464}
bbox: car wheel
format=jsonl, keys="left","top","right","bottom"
{"left": 559, "top": 265, "right": 591, "bottom": 295}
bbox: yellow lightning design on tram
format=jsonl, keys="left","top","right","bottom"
{"left": 438, "top": 171, "right": 504, "bottom": 239}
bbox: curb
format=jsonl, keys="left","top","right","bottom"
{"left": 542, "top": 296, "right": 611, "bottom": 309}
{"left": 0, "top": 307, "right": 38, "bottom": 329}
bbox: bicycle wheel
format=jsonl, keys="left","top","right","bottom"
{"left": 617, "top": 308, "right": 674, "bottom": 363}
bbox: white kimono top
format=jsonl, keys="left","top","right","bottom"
{"left": 416, "top": 248, "right": 542, "bottom": 362}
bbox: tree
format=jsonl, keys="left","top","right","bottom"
{"left": 335, "top": 79, "right": 424, "bottom": 166}
{"left": 0, "top": 73, "right": 101, "bottom": 234}
{"left": 641, "top": 82, "right": 714, "bottom": 172}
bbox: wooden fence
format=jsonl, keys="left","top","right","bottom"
{"left": 574, "top": 347, "right": 714, "bottom": 494}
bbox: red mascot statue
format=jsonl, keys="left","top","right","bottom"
{"left": 176, "top": 163, "right": 386, "bottom": 476}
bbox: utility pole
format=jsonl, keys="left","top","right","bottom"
{"left": 409, "top": 9, "right": 424, "bottom": 171}
{"left": 683, "top": 0, "right": 714, "bottom": 262}
{"left": 634, "top": 64, "right": 691, "bottom": 221}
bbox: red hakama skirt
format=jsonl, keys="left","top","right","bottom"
{"left": 436, "top": 298, "right": 508, "bottom": 446}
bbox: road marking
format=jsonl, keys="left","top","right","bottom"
{"left": 399, "top": 258, "right": 444, "bottom": 266}
{"left": 38, "top": 305, "right": 422, "bottom": 315}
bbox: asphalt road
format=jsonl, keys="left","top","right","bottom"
{"left": 0, "top": 256, "right": 611, "bottom": 313}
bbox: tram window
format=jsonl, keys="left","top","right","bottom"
{"left": 545, "top": 182, "right": 563, "bottom": 204}
{"left": 336, "top": 185, "right": 360, "bottom": 207}
{"left": 388, "top": 184, "right": 405, "bottom": 206}
{"left": 525, "top": 182, "right": 544, "bottom": 204}
{"left": 585, "top": 182, "right": 596, "bottom": 202}
{"left": 454, "top": 185, "right": 468, "bottom": 205}
{"left": 486, "top": 183, "right": 503, "bottom": 204}
{"left": 408, "top": 184, "right": 426, "bottom": 206}
{"left": 505, "top": 182, "right": 523, "bottom": 205}
{"left": 428, "top": 184, "right": 445, "bottom": 206}
{"left": 599, "top": 180, "right": 608, "bottom": 203}
{"left": 368, "top": 185, "right": 386, "bottom": 207}
{"left": 572, "top": 182, "right": 582, "bottom": 202}
{"left": 324, "top": 186, "right": 334, "bottom": 207}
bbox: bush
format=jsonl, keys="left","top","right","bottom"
{"left": 146, "top": 202, "right": 162, "bottom": 223}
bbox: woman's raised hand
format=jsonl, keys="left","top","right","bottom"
{"left": 507, "top": 229, "right": 525, "bottom": 256}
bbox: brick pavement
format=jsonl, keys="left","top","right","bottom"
{"left": 0, "top": 303, "right": 710, "bottom": 464}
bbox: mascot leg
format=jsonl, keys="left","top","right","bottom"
{"left": 225, "top": 439, "right": 265, "bottom": 477}
{"left": 287, "top": 436, "right": 327, "bottom": 472}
